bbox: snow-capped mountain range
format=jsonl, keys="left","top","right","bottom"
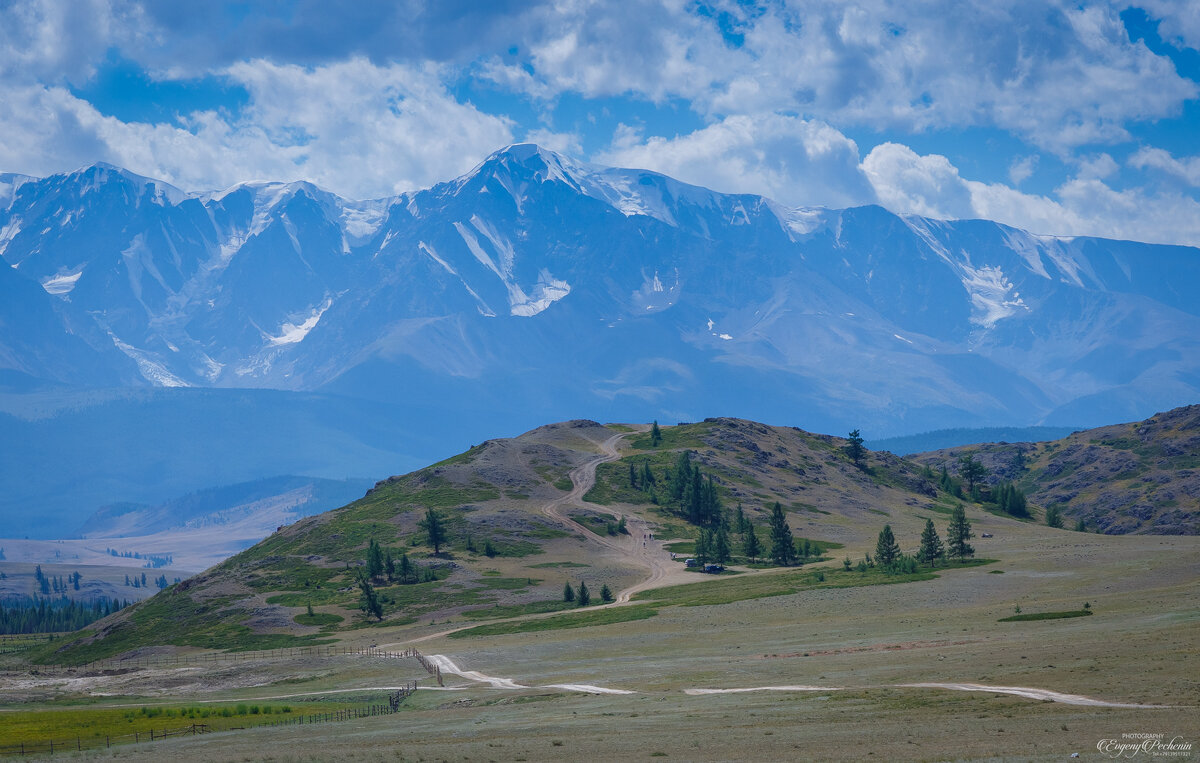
{"left": 3, "top": 144, "right": 1198, "bottom": 435}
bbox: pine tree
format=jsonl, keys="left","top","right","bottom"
{"left": 366, "top": 539, "right": 384, "bottom": 579}
{"left": 672, "top": 451, "right": 692, "bottom": 502}
{"left": 947, "top": 504, "right": 975, "bottom": 561}
{"left": 357, "top": 572, "right": 383, "bottom": 621}
{"left": 957, "top": 453, "right": 988, "bottom": 495}
{"left": 577, "top": 581, "right": 591, "bottom": 606}
{"left": 640, "top": 461, "right": 655, "bottom": 490}
{"left": 1074, "top": 517, "right": 1087, "bottom": 532}
{"left": 421, "top": 508, "right": 447, "bottom": 555}
{"left": 917, "top": 518, "right": 945, "bottom": 567}
{"left": 735, "top": 504, "right": 747, "bottom": 535}
{"left": 694, "top": 529, "right": 712, "bottom": 563}
{"left": 629, "top": 461, "right": 637, "bottom": 488}
{"left": 875, "top": 525, "right": 901, "bottom": 570}
{"left": 600, "top": 583, "right": 614, "bottom": 602}
{"left": 742, "top": 524, "right": 761, "bottom": 563}
{"left": 1045, "top": 504, "right": 1064, "bottom": 528}
{"left": 563, "top": 581, "right": 575, "bottom": 602}
{"left": 713, "top": 524, "right": 731, "bottom": 564}
{"left": 484, "top": 539, "right": 498, "bottom": 557}
{"left": 385, "top": 550, "right": 395, "bottom": 581}
{"left": 846, "top": 429, "right": 866, "bottom": 467}
{"left": 650, "top": 421, "right": 662, "bottom": 447}
{"left": 398, "top": 552, "right": 414, "bottom": 584}
{"left": 768, "top": 503, "right": 795, "bottom": 566}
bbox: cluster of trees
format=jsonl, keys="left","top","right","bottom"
{"left": 124, "top": 572, "right": 149, "bottom": 588}
{"left": 0, "top": 596, "right": 130, "bottom": 634}
{"left": 627, "top": 450, "right": 724, "bottom": 527}
{"left": 34, "top": 566, "right": 80, "bottom": 595}
{"left": 357, "top": 537, "right": 443, "bottom": 621}
{"left": 364, "top": 538, "right": 437, "bottom": 586}
{"left": 106, "top": 549, "right": 174, "bottom": 568}
{"left": 934, "top": 455, "right": 1031, "bottom": 520}
{"left": 866, "top": 506, "right": 975, "bottom": 575}
{"left": 562, "top": 580, "right": 613, "bottom": 606}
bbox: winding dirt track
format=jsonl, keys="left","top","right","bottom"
{"left": 538, "top": 429, "right": 673, "bottom": 603}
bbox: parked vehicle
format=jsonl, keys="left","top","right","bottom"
{"left": 703, "top": 564, "right": 724, "bottom": 574}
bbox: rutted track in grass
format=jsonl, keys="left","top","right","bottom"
{"left": 421, "top": 654, "right": 1176, "bottom": 708}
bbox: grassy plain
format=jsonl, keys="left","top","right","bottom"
{"left": 2, "top": 419, "right": 1197, "bottom": 760}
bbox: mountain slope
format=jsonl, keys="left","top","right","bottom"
{"left": 910, "top": 405, "right": 1200, "bottom": 534}
{"left": 36, "top": 417, "right": 998, "bottom": 665}
{"left": 2, "top": 145, "right": 1198, "bottom": 440}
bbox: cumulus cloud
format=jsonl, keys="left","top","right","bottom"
{"left": 489, "top": 1, "right": 1197, "bottom": 153}
{"left": 860, "top": 143, "right": 1200, "bottom": 246}
{"left": 0, "top": 60, "right": 514, "bottom": 198}
{"left": 597, "top": 113, "right": 877, "bottom": 209}
{"left": 1135, "top": 0, "right": 1200, "bottom": 50}
{"left": 1129, "top": 147, "right": 1200, "bottom": 187}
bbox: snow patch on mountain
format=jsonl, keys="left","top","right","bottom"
{"left": 340, "top": 200, "right": 387, "bottom": 245}
{"left": 0, "top": 218, "right": 21, "bottom": 258}
{"left": 40, "top": 268, "right": 84, "bottom": 296}
{"left": 268, "top": 297, "right": 333, "bottom": 346}
{"left": 109, "top": 333, "right": 189, "bottom": 387}
{"left": 420, "top": 241, "right": 496, "bottom": 317}
{"left": 961, "top": 263, "right": 1028, "bottom": 326}
{"left": 510, "top": 271, "right": 571, "bottom": 317}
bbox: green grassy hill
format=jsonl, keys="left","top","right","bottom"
{"left": 910, "top": 404, "right": 1199, "bottom": 535}
{"left": 32, "top": 417, "right": 1057, "bottom": 665}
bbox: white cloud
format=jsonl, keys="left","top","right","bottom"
{"left": 1008, "top": 155, "right": 1038, "bottom": 186}
{"left": 1075, "top": 153, "right": 1120, "bottom": 180}
{"left": 491, "top": 1, "right": 1197, "bottom": 154}
{"left": 597, "top": 113, "right": 877, "bottom": 209}
{"left": 860, "top": 143, "right": 974, "bottom": 219}
{"left": 1129, "top": 147, "right": 1200, "bottom": 187}
{"left": 0, "top": 59, "right": 514, "bottom": 199}
{"left": 860, "top": 142, "right": 1200, "bottom": 246}
{"left": 1134, "top": 0, "right": 1200, "bottom": 50}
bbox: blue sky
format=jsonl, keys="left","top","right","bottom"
{"left": 1, "top": 1, "right": 1198, "bottom": 245}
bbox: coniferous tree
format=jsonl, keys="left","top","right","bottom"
{"left": 957, "top": 453, "right": 988, "bottom": 495}
{"left": 875, "top": 525, "right": 901, "bottom": 570}
{"left": 650, "top": 421, "right": 662, "bottom": 447}
{"left": 713, "top": 524, "right": 731, "bottom": 564}
{"left": 694, "top": 529, "right": 712, "bottom": 563}
{"left": 356, "top": 572, "right": 383, "bottom": 621}
{"left": 366, "top": 539, "right": 384, "bottom": 579}
{"left": 947, "top": 504, "right": 975, "bottom": 561}
{"left": 1045, "top": 504, "right": 1064, "bottom": 528}
{"left": 640, "top": 461, "right": 655, "bottom": 490}
{"left": 385, "top": 550, "right": 396, "bottom": 581}
{"left": 421, "top": 508, "right": 447, "bottom": 555}
{"left": 768, "top": 503, "right": 795, "bottom": 566}
{"left": 600, "top": 583, "right": 614, "bottom": 602}
{"left": 398, "top": 552, "right": 414, "bottom": 584}
{"left": 563, "top": 581, "right": 575, "bottom": 602}
{"left": 1074, "top": 517, "right": 1088, "bottom": 532}
{"left": 743, "top": 523, "right": 761, "bottom": 563}
{"left": 577, "top": 581, "right": 591, "bottom": 606}
{"left": 735, "top": 504, "right": 747, "bottom": 535}
{"left": 629, "top": 461, "right": 637, "bottom": 488}
{"left": 846, "top": 429, "right": 866, "bottom": 468}
{"left": 672, "top": 451, "right": 692, "bottom": 502}
{"left": 917, "top": 518, "right": 945, "bottom": 567}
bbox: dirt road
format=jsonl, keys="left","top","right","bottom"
{"left": 539, "top": 429, "right": 677, "bottom": 603}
